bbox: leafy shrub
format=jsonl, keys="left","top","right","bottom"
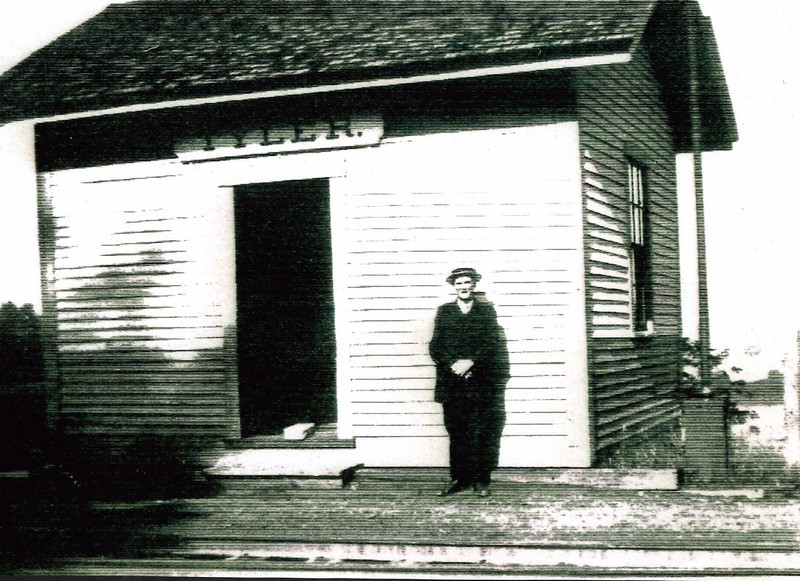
{"left": 678, "top": 338, "right": 751, "bottom": 424}
{"left": 0, "top": 302, "right": 43, "bottom": 386}
{"left": 0, "top": 302, "right": 45, "bottom": 469}
{"left": 596, "top": 418, "right": 684, "bottom": 469}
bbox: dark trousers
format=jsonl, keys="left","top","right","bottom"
{"left": 442, "top": 394, "right": 504, "bottom": 485}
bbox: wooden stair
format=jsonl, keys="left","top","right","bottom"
{"left": 206, "top": 423, "right": 359, "bottom": 478}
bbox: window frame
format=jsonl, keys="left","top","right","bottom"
{"left": 627, "top": 158, "right": 654, "bottom": 335}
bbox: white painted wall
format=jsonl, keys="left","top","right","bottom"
{"left": 44, "top": 161, "right": 237, "bottom": 354}
{"left": 341, "top": 124, "right": 590, "bottom": 467}
{"left": 40, "top": 121, "right": 591, "bottom": 465}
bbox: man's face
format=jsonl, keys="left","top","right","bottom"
{"left": 453, "top": 276, "right": 476, "bottom": 301}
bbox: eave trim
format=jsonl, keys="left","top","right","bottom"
{"left": 29, "top": 52, "right": 631, "bottom": 125}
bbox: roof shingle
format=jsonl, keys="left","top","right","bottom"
{"left": 0, "top": 0, "right": 657, "bottom": 122}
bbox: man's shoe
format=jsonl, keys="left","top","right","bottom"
{"left": 439, "top": 479, "right": 470, "bottom": 496}
{"left": 474, "top": 483, "right": 491, "bottom": 497}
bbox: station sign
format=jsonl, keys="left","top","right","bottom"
{"left": 174, "top": 114, "right": 384, "bottom": 163}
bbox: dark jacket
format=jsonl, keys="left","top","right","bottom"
{"left": 429, "top": 298, "right": 503, "bottom": 404}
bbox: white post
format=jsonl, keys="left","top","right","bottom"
{"left": 686, "top": 2, "right": 712, "bottom": 386}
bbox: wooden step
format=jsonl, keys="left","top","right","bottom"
{"left": 225, "top": 423, "right": 356, "bottom": 450}
{"left": 205, "top": 447, "right": 360, "bottom": 477}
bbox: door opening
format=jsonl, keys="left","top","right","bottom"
{"left": 234, "top": 179, "right": 336, "bottom": 437}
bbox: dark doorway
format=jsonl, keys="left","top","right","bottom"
{"left": 234, "top": 179, "right": 336, "bottom": 437}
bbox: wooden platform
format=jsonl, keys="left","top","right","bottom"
{"left": 225, "top": 424, "right": 355, "bottom": 450}
{"left": 4, "top": 470, "right": 799, "bottom": 577}
{"left": 355, "top": 467, "right": 679, "bottom": 490}
{"left": 207, "top": 466, "right": 678, "bottom": 492}
{"left": 209, "top": 423, "right": 678, "bottom": 488}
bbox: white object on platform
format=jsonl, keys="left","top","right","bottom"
{"left": 283, "top": 422, "right": 316, "bottom": 441}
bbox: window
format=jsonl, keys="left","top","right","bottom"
{"left": 628, "top": 160, "right": 652, "bottom": 333}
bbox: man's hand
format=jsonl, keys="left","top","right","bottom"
{"left": 451, "top": 359, "right": 474, "bottom": 377}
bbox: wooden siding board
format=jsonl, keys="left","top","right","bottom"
{"left": 578, "top": 46, "right": 682, "bottom": 454}
{"left": 580, "top": 95, "right": 673, "bottom": 144}
{"left": 581, "top": 162, "right": 679, "bottom": 232}
{"left": 578, "top": 130, "right": 674, "bottom": 183}
{"left": 595, "top": 378, "right": 675, "bottom": 403}
{"left": 43, "top": 119, "right": 592, "bottom": 465}
{"left": 598, "top": 411, "right": 680, "bottom": 449}
{"left": 44, "top": 170, "right": 239, "bottom": 438}
{"left": 597, "top": 391, "right": 675, "bottom": 411}
{"left": 37, "top": 174, "right": 62, "bottom": 430}
{"left": 340, "top": 125, "right": 589, "bottom": 466}
{"left": 595, "top": 397, "right": 675, "bottom": 427}
{"left": 593, "top": 354, "right": 678, "bottom": 380}
{"left": 597, "top": 402, "right": 681, "bottom": 439}
{"left": 350, "top": 373, "right": 569, "bottom": 394}
{"left": 593, "top": 370, "right": 676, "bottom": 394}
{"left": 591, "top": 354, "right": 676, "bottom": 373}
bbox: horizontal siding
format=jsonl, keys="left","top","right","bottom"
{"left": 44, "top": 170, "right": 239, "bottom": 438}
{"left": 339, "top": 126, "right": 589, "bottom": 465}
{"left": 589, "top": 338, "right": 681, "bottom": 448}
{"left": 577, "top": 45, "right": 682, "bottom": 454}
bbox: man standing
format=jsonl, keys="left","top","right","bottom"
{"left": 429, "top": 267, "right": 507, "bottom": 497}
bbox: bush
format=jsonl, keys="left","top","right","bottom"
{"left": 596, "top": 418, "right": 684, "bottom": 469}
{"left": 0, "top": 302, "right": 46, "bottom": 469}
{"left": 0, "top": 302, "right": 44, "bottom": 386}
{"left": 729, "top": 439, "right": 790, "bottom": 483}
{"left": 678, "top": 338, "right": 751, "bottom": 424}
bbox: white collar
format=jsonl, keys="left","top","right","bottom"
{"left": 457, "top": 299, "right": 474, "bottom": 314}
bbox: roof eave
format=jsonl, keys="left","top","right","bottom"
{"left": 695, "top": 15, "right": 738, "bottom": 152}
{"left": 3, "top": 50, "right": 633, "bottom": 127}
{"left": 645, "top": 1, "right": 737, "bottom": 153}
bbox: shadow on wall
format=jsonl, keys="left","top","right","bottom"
{"left": 46, "top": 249, "right": 231, "bottom": 500}
{"left": 489, "top": 321, "right": 510, "bottom": 472}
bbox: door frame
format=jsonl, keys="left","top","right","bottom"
{"left": 232, "top": 178, "right": 337, "bottom": 435}
{"left": 192, "top": 151, "right": 352, "bottom": 438}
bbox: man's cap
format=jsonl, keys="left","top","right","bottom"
{"left": 446, "top": 267, "right": 482, "bottom": 285}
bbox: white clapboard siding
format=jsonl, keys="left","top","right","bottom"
{"left": 349, "top": 371, "right": 570, "bottom": 393}
{"left": 43, "top": 165, "right": 239, "bottom": 437}
{"left": 59, "top": 339, "right": 226, "bottom": 355}
{"left": 349, "top": 343, "right": 430, "bottom": 357}
{"left": 52, "top": 265, "right": 193, "bottom": 288}
{"left": 352, "top": 398, "right": 569, "bottom": 416}
{"left": 349, "top": 304, "right": 570, "bottom": 324}
{"left": 337, "top": 124, "right": 590, "bottom": 466}
{"left": 56, "top": 315, "right": 223, "bottom": 332}
{"left": 347, "top": 231, "right": 579, "bottom": 251}
{"left": 345, "top": 281, "right": 575, "bottom": 300}
{"left": 55, "top": 284, "right": 200, "bottom": 302}
{"left": 55, "top": 244, "right": 189, "bottom": 267}
{"left": 351, "top": 425, "right": 448, "bottom": 438}
{"left": 57, "top": 307, "right": 223, "bottom": 323}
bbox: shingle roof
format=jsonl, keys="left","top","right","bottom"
{"left": 0, "top": 0, "right": 657, "bottom": 122}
